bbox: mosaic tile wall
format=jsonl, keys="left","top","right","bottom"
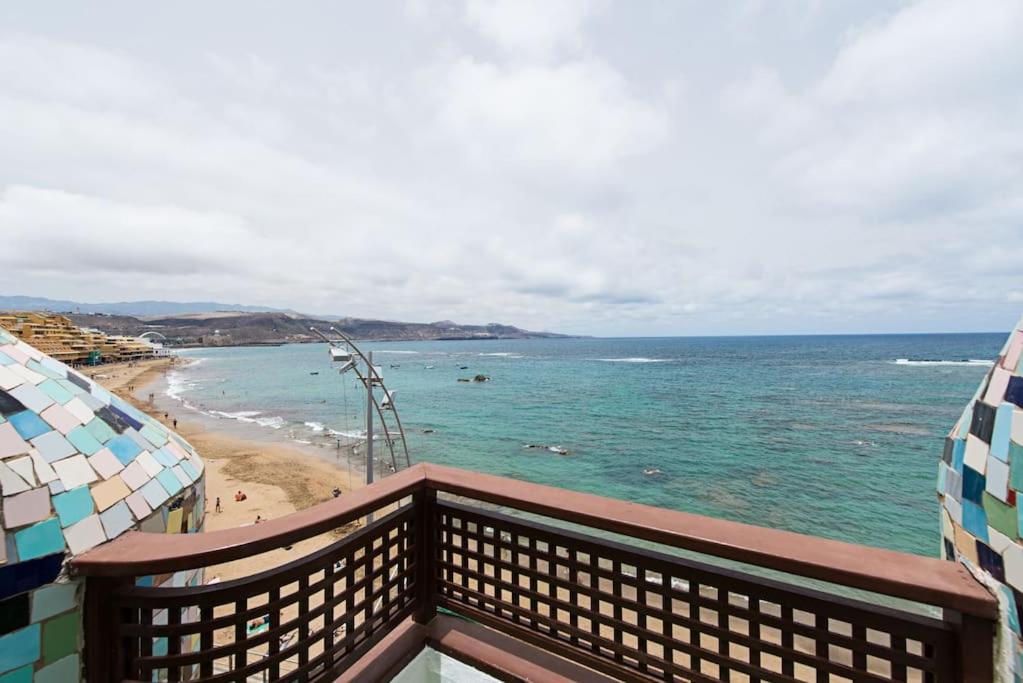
{"left": 938, "top": 316, "right": 1023, "bottom": 670}
{"left": 0, "top": 326, "right": 205, "bottom": 682}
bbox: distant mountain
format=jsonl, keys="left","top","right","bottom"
{"left": 60, "top": 312, "right": 568, "bottom": 344}
{"left": 0, "top": 295, "right": 294, "bottom": 317}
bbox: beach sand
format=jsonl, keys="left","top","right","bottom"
{"left": 93, "top": 358, "right": 363, "bottom": 585}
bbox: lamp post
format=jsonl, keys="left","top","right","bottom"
{"left": 365, "top": 351, "right": 374, "bottom": 523}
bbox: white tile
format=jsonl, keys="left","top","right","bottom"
{"left": 40, "top": 403, "right": 82, "bottom": 435}
{"left": 135, "top": 451, "right": 163, "bottom": 478}
{"left": 9, "top": 381, "right": 53, "bottom": 413}
{"left": 6, "top": 455, "right": 36, "bottom": 486}
{"left": 119, "top": 461, "right": 149, "bottom": 490}
{"left": 0, "top": 460, "right": 31, "bottom": 495}
{"left": 984, "top": 367, "right": 1012, "bottom": 406}
{"left": 125, "top": 490, "right": 151, "bottom": 519}
{"left": 64, "top": 514, "right": 105, "bottom": 554}
{"left": 30, "top": 449, "right": 58, "bottom": 483}
{"left": 87, "top": 448, "right": 123, "bottom": 479}
{"left": 31, "top": 430, "right": 77, "bottom": 463}
{"left": 944, "top": 495, "right": 963, "bottom": 526}
{"left": 0, "top": 364, "right": 22, "bottom": 390}
{"left": 988, "top": 526, "right": 1015, "bottom": 553}
{"left": 63, "top": 397, "right": 95, "bottom": 425}
{"left": 52, "top": 454, "right": 98, "bottom": 489}
{"left": 1013, "top": 408, "right": 1023, "bottom": 445}
{"left": 8, "top": 362, "right": 45, "bottom": 385}
{"left": 2, "top": 487, "right": 51, "bottom": 527}
{"left": 1004, "top": 544, "right": 1023, "bottom": 592}
{"left": 963, "top": 435, "right": 988, "bottom": 474}
{"left": 986, "top": 456, "right": 1010, "bottom": 502}
{"left": 15, "top": 340, "right": 43, "bottom": 360}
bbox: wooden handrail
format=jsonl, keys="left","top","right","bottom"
{"left": 71, "top": 462, "right": 996, "bottom": 619}
{"left": 420, "top": 463, "right": 996, "bottom": 619}
{"left": 71, "top": 465, "right": 427, "bottom": 576}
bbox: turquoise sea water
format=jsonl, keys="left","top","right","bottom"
{"left": 166, "top": 334, "right": 1004, "bottom": 558}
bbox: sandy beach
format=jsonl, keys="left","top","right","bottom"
{"left": 91, "top": 357, "right": 363, "bottom": 584}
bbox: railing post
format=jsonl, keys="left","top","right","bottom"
{"left": 414, "top": 488, "right": 438, "bottom": 624}
{"left": 958, "top": 613, "right": 994, "bottom": 683}
{"left": 84, "top": 575, "right": 134, "bottom": 682}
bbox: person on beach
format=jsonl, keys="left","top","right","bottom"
{"left": 215, "top": 497, "right": 221, "bottom": 513}
{"left": 173, "top": 418, "right": 178, "bottom": 428}
{"left": 254, "top": 515, "right": 262, "bottom": 524}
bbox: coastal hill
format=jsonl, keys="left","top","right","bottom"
{"left": 62, "top": 311, "right": 567, "bottom": 345}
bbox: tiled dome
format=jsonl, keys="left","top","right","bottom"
{"left": 938, "top": 317, "right": 1023, "bottom": 670}
{"left": 0, "top": 325, "right": 205, "bottom": 681}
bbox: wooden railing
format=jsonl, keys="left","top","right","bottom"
{"left": 72, "top": 464, "right": 997, "bottom": 683}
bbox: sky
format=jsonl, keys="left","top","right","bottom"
{"left": 0, "top": 1, "right": 1020, "bottom": 336}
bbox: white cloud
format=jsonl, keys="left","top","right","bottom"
{"left": 433, "top": 56, "right": 668, "bottom": 173}
{"left": 463, "top": 0, "right": 601, "bottom": 59}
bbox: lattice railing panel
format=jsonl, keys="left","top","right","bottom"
{"left": 435, "top": 501, "right": 957, "bottom": 683}
{"left": 112, "top": 506, "right": 417, "bottom": 682}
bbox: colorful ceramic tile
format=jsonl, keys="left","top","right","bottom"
{"left": 0, "top": 423, "right": 29, "bottom": 459}
{"left": 5, "top": 456, "right": 35, "bottom": 487}
{"left": 82, "top": 417, "right": 116, "bottom": 445}
{"left": 51, "top": 455, "right": 98, "bottom": 490}
{"left": 135, "top": 451, "right": 162, "bottom": 478}
{"left": 139, "top": 478, "right": 170, "bottom": 509}
{"left": 6, "top": 364, "right": 45, "bottom": 387}
{"left": 991, "top": 403, "right": 1015, "bottom": 461}
{"left": 180, "top": 460, "right": 199, "bottom": 482}
{"left": 984, "top": 492, "right": 1018, "bottom": 538}
{"left": 139, "top": 424, "right": 168, "bottom": 448}
{"left": 40, "top": 610, "right": 78, "bottom": 664}
{"left": 90, "top": 476, "right": 130, "bottom": 512}
{"left": 153, "top": 447, "right": 178, "bottom": 467}
{"left": 29, "top": 431, "right": 76, "bottom": 464}
{"left": 1014, "top": 409, "right": 1023, "bottom": 445}
{"left": 156, "top": 468, "right": 183, "bottom": 496}
{"left": 987, "top": 456, "right": 1011, "bottom": 502}
{"left": 52, "top": 487, "right": 94, "bottom": 528}
{"left": 0, "top": 461, "right": 30, "bottom": 496}
{"left": 124, "top": 490, "right": 151, "bottom": 520}
{"left": 7, "top": 384, "right": 52, "bottom": 414}
{"left": 964, "top": 435, "right": 988, "bottom": 473}
{"left": 30, "top": 583, "right": 77, "bottom": 622}
{"left": 33, "top": 653, "right": 78, "bottom": 683}
{"left": 65, "top": 426, "right": 102, "bottom": 456}
{"left": 962, "top": 501, "right": 989, "bottom": 541}
{"left": 36, "top": 380, "right": 73, "bottom": 407}
{"left": 0, "top": 665, "right": 32, "bottom": 683}
{"left": 6, "top": 411, "right": 50, "bottom": 441}
{"left": 38, "top": 404, "right": 80, "bottom": 436}
{"left": 63, "top": 516, "right": 105, "bottom": 555}
{"left": 106, "top": 435, "right": 142, "bottom": 466}
{"left": 0, "top": 366, "right": 22, "bottom": 392}
{"left": 118, "top": 461, "right": 149, "bottom": 490}
{"left": 28, "top": 451, "right": 57, "bottom": 485}
{"left": 100, "top": 501, "right": 134, "bottom": 538}
{"left": 2, "top": 488, "right": 51, "bottom": 528}
{"left": 989, "top": 526, "right": 1015, "bottom": 553}
{"left": 61, "top": 398, "right": 93, "bottom": 426}
{"left": 13, "top": 519, "right": 64, "bottom": 561}
{"left": 1005, "top": 543, "right": 1023, "bottom": 592}
{"left": 86, "top": 448, "right": 123, "bottom": 480}
{"left": 985, "top": 367, "right": 1013, "bottom": 407}
{"left": 0, "top": 624, "right": 40, "bottom": 676}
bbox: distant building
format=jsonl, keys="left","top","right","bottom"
{"left": 0, "top": 312, "right": 159, "bottom": 365}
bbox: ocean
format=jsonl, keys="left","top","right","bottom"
{"left": 162, "top": 333, "right": 1004, "bottom": 558}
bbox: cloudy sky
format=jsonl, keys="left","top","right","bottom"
{"left": 1, "top": 1, "right": 1020, "bottom": 336}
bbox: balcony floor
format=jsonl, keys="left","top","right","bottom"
{"left": 391, "top": 648, "right": 499, "bottom": 682}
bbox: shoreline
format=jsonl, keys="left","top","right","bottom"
{"left": 92, "top": 357, "right": 367, "bottom": 584}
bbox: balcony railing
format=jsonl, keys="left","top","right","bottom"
{"left": 72, "top": 463, "right": 997, "bottom": 683}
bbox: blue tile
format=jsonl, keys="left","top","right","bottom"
{"left": 962, "top": 466, "right": 986, "bottom": 504}
{"left": 65, "top": 426, "right": 102, "bottom": 456}
{"left": 52, "top": 487, "right": 94, "bottom": 528}
{"left": 13, "top": 519, "right": 65, "bottom": 561}
{"left": 6, "top": 411, "right": 50, "bottom": 441}
{"left": 0, "top": 665, "right": 32, "bottom": 683}
{"left": 156, "top": 469, "right": 183, "bottom": 496}
{"left": 991, "top": 403, "right": 1014, "bottom": 461}
{"left": 1007, "top": 376, "right": 1023, "bottom": 408}
{"left": 0, "top": 554, "right": 62, "bottom": 601}
{"left": 180, "top": 460, "right": 199, "bottom": 482}
{"left": 99, "top": 501, "right": 134, "bottom": 538}
{"left": 962, "top": 501, "right": 990, "bottom": 542}
{"left": 106, "top": 435, "right": 143, "bottom": 465}
{"left": 153, "top": 447, "right": 177, "bottom": 467}
{"left": 36, "top": 380, "right": 73, "bottom": 406}
{"left": 0, "top": 624, "right": 39, "bottom": 675}
{"left": 0, "top": 352, "right": 14, "bottom": 366}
